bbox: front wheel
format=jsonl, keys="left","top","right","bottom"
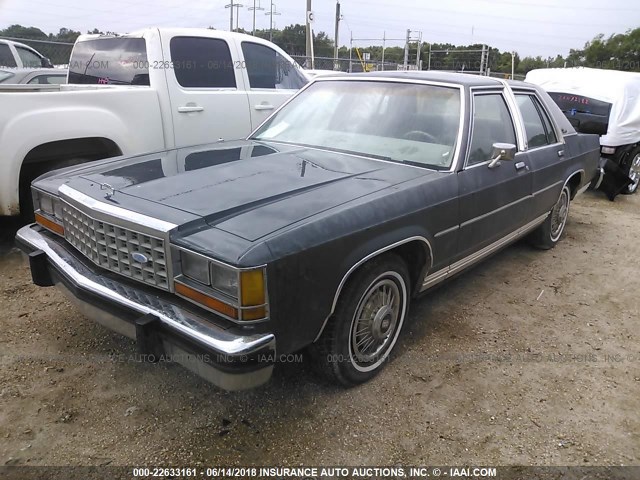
{"left": 309, "top": 254, "right": 410, "bottom": 386}
{"left": 530, "top": 185, "right": 571, "bottom": 250}
{"left": 622, "top": 148, "right": 640, "bottom": 195}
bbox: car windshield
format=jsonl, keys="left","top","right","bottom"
{"left": 252, "top": 80, "right": 462, "bottom": 169}
{"left": 0, "top": 70, "right": 14, "bottom": 83}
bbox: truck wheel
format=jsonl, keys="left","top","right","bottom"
{"left": 310, "top": 253, "right": 410, "bottom": 386}
{"left": 530, "top": 185, "right": 571, "bottom": 250}
{"left": 622, "top": 149, "right": 640, "bottom": 195}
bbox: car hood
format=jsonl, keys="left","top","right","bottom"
{"left": 65, "top": 141, "right": 433, "bottom": 241}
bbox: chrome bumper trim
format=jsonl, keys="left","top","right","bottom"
{"left": 16, "top": 224, "right": 275, "bottom": 390}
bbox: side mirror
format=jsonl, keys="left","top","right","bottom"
{"left": 41, "top": 57, "right": 53, "bottom": 68}
{"left": 488, "top": 142, "right": 517, "bottom": 169}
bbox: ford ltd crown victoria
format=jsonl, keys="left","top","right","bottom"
{"left": 16, "top": 72, "right": 600, "bottom": 390}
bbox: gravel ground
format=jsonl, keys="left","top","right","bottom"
{"left": 0, "top": 190, "right": 638, "bottom": 468}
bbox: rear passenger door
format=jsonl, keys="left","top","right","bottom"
{"left": 163, "top": 35, "right": 252, "bottom": 148}
{"left": 456, "top": 90, "right": 532, "bottom": 261}
{"left": 239, "top": 41, "right": 307, "bottom": 130}
{"left": 513, "top": 91, "right": 566, "bottom": 219}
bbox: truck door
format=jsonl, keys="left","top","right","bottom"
{"left": 237, "top": 40, "right": 308, "bottom": 130}
{"left": 162, "top": 34, "right": 252, "bottom": 148}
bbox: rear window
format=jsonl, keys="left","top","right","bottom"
{"left": 68, "top": 37, "right": 149, "bottom": 85}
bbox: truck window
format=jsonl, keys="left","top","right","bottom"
{"left": 241, "top": 42, "right": 306, "bottom": 90}
{"left": 0, "top": 44, "right": 17, "bottom": 68}
{"left": 468, "top": 93, "right": 516, "bottom": 165}
{"left": 515, "top": 94, "right": 557, "bottom": 148}
{"left": 170, "top": 37, "right": 235, "bottom": 89}
{"left": 15, "top": 46, "right": 42, "bottom": 68}
{"left": 68, "top": 38, "right": 149, "bottom": 85}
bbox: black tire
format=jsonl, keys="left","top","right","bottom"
{"left": 309, "top": 253, "right": 410, "bottom": 387}
{"left": 530, "top": 185, "right": 571, "bottom": 250}
{"left": 621, "top": 148, "right": 640, "bottom": 195}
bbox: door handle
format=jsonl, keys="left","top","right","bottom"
{"left": 557, "top": 150, "right": 565, "bottom": 157}
{"left": 515, "top": 161, "right": 528, "bottom": 171}
{"left": 254, "top": 104, "right": 275, "bottom": 111}
{"left": 177, "top": 105, "right": 204, "bottom": 113}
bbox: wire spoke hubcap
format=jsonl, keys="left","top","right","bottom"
{"left": 351, "top": 279, "right": 401, "bottom": 365}
{"left": 550, "top": 188, "right": 569, "bottom": 240}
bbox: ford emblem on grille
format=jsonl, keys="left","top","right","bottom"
{"left": 131, "top": 252, "right": 149, "bottom": 264}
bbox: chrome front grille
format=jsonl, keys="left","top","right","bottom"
{"left": 62, "top": 204, "right": 169, "bottom": 290}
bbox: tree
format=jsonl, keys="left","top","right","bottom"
{"left": 0, "top": 24, "right": 47, "bottom": 39}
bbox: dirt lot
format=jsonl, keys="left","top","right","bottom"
{"left": 0, "top": 191, "right": 638, "bottom": 468}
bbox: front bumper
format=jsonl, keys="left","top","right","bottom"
{"left": 15, "top": 224, "right": 275, "bottom": 391}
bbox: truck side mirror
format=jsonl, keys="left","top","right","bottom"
{"left": 41, "top": 57, "right": 53, "bottom": 68}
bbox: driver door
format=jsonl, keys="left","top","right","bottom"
{"left": 456, "top": 91, "right": 532, "bottom": 262}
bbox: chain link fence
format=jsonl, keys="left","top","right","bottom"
{"left": 0, "top": 37, "right": 74, "bottom": 66}
{"left": 291, "top": 55, "right": 399, "bottom": 73}
{"left": 3, "top": 36, "right": 526, "bottom": 79}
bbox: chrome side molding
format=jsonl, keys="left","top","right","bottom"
{"left": 420, "top": 213, "right": 549, "bottom": 291}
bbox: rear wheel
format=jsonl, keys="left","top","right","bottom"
{"left": 622, "top": 148, "right": 640, "bottom": 195}
{"left": 530, "top": 185, "right": 571, "bottom": 250}
{"left": 310, "top": 254, "right": 410, "bottom": 386}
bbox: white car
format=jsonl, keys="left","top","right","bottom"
{"left": 526, "top": 67, "right": 640, "bottom": 197}
{"left": 0, "top": 28, "right": 307, "bottom": 216}
{"left": 0, "top": 68, "right": 66, "bottom": 85}
{"left": 0, "top": 39, "right": 53, "bottom": 68}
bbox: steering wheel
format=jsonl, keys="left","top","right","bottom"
{"left": 403, "top": 130, "right": 439, "bottom": 143}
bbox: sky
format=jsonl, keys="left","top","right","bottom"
{"left": 1, "top": 0, "right": 639, "bottom": 58}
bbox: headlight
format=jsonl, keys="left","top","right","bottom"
{"left": 210, "top": 264, "right": 239, "bottom": 298}
{"left": 32, "top": 188, "right": 64, "bottom": 236}
{"left": 176, "top": 249, "right": 267, "bottom": 322}
{"left": 181, "top": 251, "right": 210, "bottom": 285}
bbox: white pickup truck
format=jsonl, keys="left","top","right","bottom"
{"left": 0, "top": 28, "right": 307, "bottom": 216}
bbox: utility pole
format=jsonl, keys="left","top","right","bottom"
{"left": 235, "top": 3, "right": 243, "bottom": 31}
{"left": 249, "top": 0, "right": 264, "bottom": 36}
{"left": 265, "top": 1, "right": 280, "bottom": 42}
{"left": 381, "top": 31, "right": 386, "bottom": 71}
{"left": 403, "top": 29, "right": 410, "bottom": 70}
{"left": 333, "top": 1, "right": 341, "bottom": 70}
{"left": 225, "top": 1, "right": 235, "bottom": 31}
{"left": 306, "top": 0, "right": 312, "bottom": 65}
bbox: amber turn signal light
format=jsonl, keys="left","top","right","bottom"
{"left": 35, "top": 212, "right": 64, "bottom": 236}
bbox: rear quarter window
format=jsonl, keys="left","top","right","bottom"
{"left": 68, "top": 37, "right": 149, "bottom": 85}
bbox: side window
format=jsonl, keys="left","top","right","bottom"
{"left": 0, "top": 44, "right": 17, "bottom": 67}
{"left": 515, "top": 94, "right": 557, "bottom": 148}
{"left": 468, "top": 93, "right": 517, "bottom": 165}
{"left": 537, "top": 100, "right": 558, "bottom": 145}
{"left": 170, "top": 37, "right": 235, "bottom": 88}
{"left": 16, "top": 46, "right": 42, "bottom": 68}
{"left": 241, "top": 42, "right": 307, "bottom": 90}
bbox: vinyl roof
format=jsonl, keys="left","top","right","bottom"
{"left": 348, "top": 70, "right": 505, "bottom": 86}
